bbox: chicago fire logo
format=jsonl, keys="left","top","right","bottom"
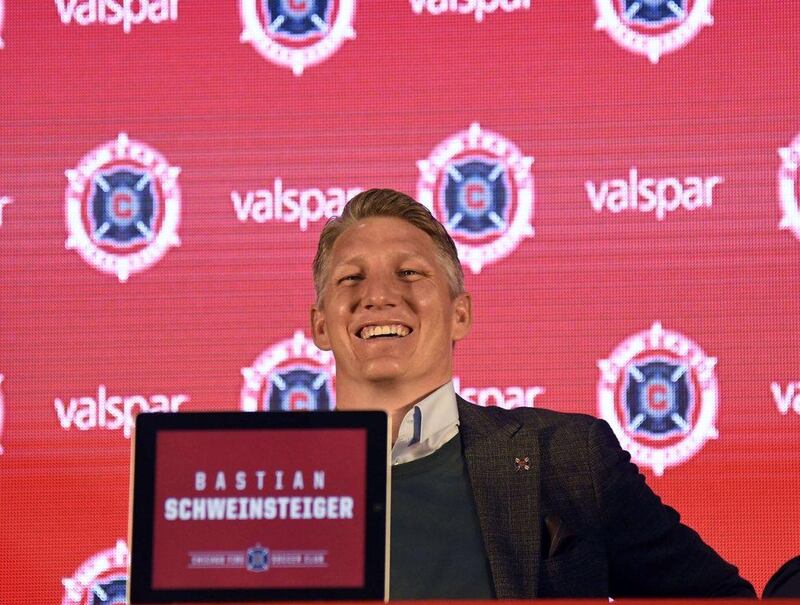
{"left": 778, "top": 133, "right": 800, "bottom": 240}
{"left": 417, "top": 123, "right": 535, "bottom": 273}
{"left": 597, "top": 322, "right": 719, "bottom": 476}
{"left": 241, "top": 330, "right": 336, "bottom": 411}
{"left": 0, "top": 194, "right": 11, "bottom": 226}
{"left": 246, "top": 545, "right": 271, "bottom": 572}
{"left": 594, "top": 0, "right": 714, "bottom": 64}
{"left": 65, "top": 133, "right": 181, "bottom": 282}
{"left": 239, "top": 0, "right": 357, "bottom": 76}
{"left": 62, "top": 539, "right": 129, "bottom": 604}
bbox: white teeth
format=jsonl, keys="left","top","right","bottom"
{"left": 359, "top": 324, "right": 411, "bottom": 339}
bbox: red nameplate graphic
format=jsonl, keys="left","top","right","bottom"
{"left": 151, "top": 429, "right": 366, "bottom": 589}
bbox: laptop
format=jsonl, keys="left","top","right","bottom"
{"left": 128, "top": 411, "right": 390, "bottom": 603}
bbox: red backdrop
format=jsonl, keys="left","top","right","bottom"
{"left": 1, "top": 2, "right": 799, "bottom": 602}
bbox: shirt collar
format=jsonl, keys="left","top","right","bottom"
{"left": 392, "top": 381, "right": 460, "bottom": 465}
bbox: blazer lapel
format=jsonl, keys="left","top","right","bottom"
{"left": 457, "top": 398, "right": 542, "bottom": 598}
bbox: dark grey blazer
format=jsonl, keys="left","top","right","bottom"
{"left": 456, "top": 397, "right": 756, "bottom": 598}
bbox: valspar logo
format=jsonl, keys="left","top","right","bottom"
{"left": 62, "top": 540, "right": 128, "bottom": 605}
{"left": 598, "top": 322, "right": 719, "bottom": 476}
{"left": 0, "top": 373, "right": 5, "bottom": 455}
{"left": 241, "top": 330, "right": 335, "bottom": 412}
{"left": 231, "top": 178, "right": 362, "bottom": 231}
{"left": 417, "top": 123, "right": 535, "bottom": 273}
{"left": 54, "top": 385, "right": 189, "bottom": 439}
{"left": 239, "top": 0, "right": 356, "bottom": 76}
{"left": 56, "top": 0, "right": 179, "bottom": 33}
{"left": 410, "top": 0, "right": 530, "bottom": 23}
{"left": 453, "top": 376, "right": 543, "bottom": 409}
{"left": 772, "top": 381, "right": 800, "bottom": 416}
{"left": 594, "top": 0, "right": 713, "bottom": 64}
{"left": 778, "top": 133, "right": 800, "bottom": 240}
{"left": 586, "top": 168, "right": 722, "bottom": 221}
{"left": 65, "top": 133, "right": 181, "bottom": 282}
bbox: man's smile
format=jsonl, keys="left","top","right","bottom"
{"left": 356, "top": 323, "right": 413, "bottom": 340}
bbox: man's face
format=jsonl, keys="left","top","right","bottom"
{"left": 311, "top": 217, "right": 471, "bottom": 395}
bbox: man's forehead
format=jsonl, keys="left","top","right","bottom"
{"left": 331, "top": 218, "right": 437, "bottom": 260}
{"left": 331, "top": 248, "right": 431, "bottom": 268}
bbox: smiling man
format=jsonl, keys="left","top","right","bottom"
{"left": 310, "top": 189, "right": 755, "bottom": 600}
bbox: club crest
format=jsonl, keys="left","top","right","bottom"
{"left": 64, "top": 133, "right": 181, "bottom": 282}
{"left": 241, "top": 330, "right": 336, "bottom": 411}
{"left": 239, "top": 0, "right": 356, "bottom": 75}
{"left": 598, "top": 322, "right": 719, "bottom": 476}
{"left": 778, "top": 133, "right": 800, "bottom": 240}
{"left": 594, "top": 0, "right": 714, "bottom": 63}
{"left": 61, "top": 540, "right": 129, "bottom": 604}
{"left": 246, "top": 545, "right": 271, "bottom": 572}
{"left": 417, "top": 123, "right": 535, "bottom": 273}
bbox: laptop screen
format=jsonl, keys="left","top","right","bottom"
{"left": 129, "top": 412, "right": 389, "bottom": 603}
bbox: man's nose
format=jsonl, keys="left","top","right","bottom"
{"left": 361, "top": 273, "right": 398, "bottom": 309}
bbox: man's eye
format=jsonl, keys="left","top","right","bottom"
{"left": 338, "top": 274, "right": 362, "bottom": 284}
{"left": 398, "top": 269, "right": 421, "bottom": 278}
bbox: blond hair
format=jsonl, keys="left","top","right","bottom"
{"left": 313, "top": 189, "right": 464, "bottom": 301}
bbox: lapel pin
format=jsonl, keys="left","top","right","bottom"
{"left": 514, "top": 456, "right": 530, "bottom": 472}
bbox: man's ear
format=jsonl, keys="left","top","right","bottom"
{"left": 310, "top": 304, "right": 332, "bottom": 351}
{"left": 451, "top": 292, "right": 472, "bottom": 343}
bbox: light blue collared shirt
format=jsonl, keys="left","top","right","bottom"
{"left": 391, "top": 381, "right": 459, "bottom": 465}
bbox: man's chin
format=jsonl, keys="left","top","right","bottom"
{"left": 359, "top": 365, "right": 406, "bottom": 384}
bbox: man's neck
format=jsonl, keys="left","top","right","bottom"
{"left": 335, "top": 378, "right": 452, "bottom": 444}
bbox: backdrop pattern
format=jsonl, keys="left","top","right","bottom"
{"left": 1, "top": 2, "right": 799, "bottom": 602}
